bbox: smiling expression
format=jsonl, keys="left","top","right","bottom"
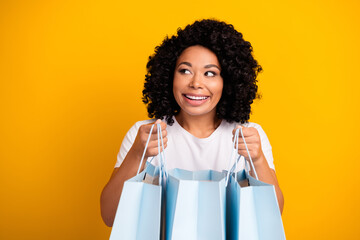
{"left": 173, "top": 45, "right": 223, "bottom": 118}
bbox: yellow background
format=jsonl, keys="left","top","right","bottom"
{"left": 1, "top": 0, "right": 359, "bottom": 239}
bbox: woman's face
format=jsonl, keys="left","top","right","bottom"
{"left": 173, "top": 45, "right": 223, "bottom": 118}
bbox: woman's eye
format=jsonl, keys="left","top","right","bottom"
{"left": 179, "top": 69, "right": 191, "bottom": 74}
{"left": 205, "top": 71, "right": 216, "bottom": 77}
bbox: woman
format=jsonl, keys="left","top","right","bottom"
{"left": 101, "top": 19, "right": 284, "bottom": 227}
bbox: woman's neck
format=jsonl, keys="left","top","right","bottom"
{"left": 175, "top": 111, "right": 222, "bottom": 138}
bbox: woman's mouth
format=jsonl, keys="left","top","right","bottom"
{"left": 183, "top": 94, "right": 209, "bottom": 106}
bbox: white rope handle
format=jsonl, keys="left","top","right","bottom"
{"left": 157, "top": 124, "right": 163, "bottom": 184}
{"left": 136, "top": 121, "right": 167, "bottom": 186}
{"left": 225, "top": 128, "right": 240, "bottom": 186}
{"left": 225, "top": 126, "right": 260, "bottom": 185}
{"left": 158, "top": 123, "right": 168, "bottom": 178}
{"left": 240, "top": 127, "right": 259, "bottom": 180}
{"left": 136, "top": 124, "right": 156, "bottom": 175}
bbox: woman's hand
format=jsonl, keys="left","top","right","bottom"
{"left": 130, "top": 119, "right": 168, "bottom": 159}
{"left": 232, "top": 125, "right": 264, "bottom": 163}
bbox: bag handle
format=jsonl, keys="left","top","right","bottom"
{"left": 239, "top": 127, "right": 258, "bottom": 180}
{"left": 136, "top": 124, "right": 155, "bottom": 175}
{"left": 156, "top": 123, "right": 167, "bottom": 183}
{"left": 225, "top": 128, "right": 240, "bottom": 186}
{"left": 225, "top": 127, "right": 259, "bottom": 186}
{"left": 136, "top": 123, "right": 167, "bottom": 177}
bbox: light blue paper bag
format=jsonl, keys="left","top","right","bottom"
{"left": 110, "top": 124, "right": 166, "bottom": 240}
{"left": 226, "top": 128, "right": 286, "bottom": 240}
{"left": 165, "top": 168, "right": 227, "bottom": 240}
{"left": 109, "top": 163, "right": 162, "bottom": 240}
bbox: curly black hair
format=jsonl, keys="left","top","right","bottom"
{"left": 142, "top": 19, "right": 262, "bottom": 125}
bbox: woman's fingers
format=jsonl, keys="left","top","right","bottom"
{"left": 146, "top": 138, "right": 168, "bottom": 156}
{"left": 232, "top": 126, "right": 257, "bottom": 137}
{"left": 232, "top": 126, "right": 260, "bottom": 143}
{"left": 232, "top": 137, "right": 259, "bottom": 144}
{"left": 147, "top": 143, "right": 168, "bottom": 156}
{"left": 144, "top": 120, "right": 168, "bottom": 157}
{"left": 232, "top": 136, "right": 260, "bottom": 148}
{"left": 136, "top": 120, "right": 168, "bottom": 158}
{"left": 151, "top": 120, "right": 167, "bottom": 132}
{"left": 141, "top": 119, "right": 167, "bottom": 133}
{"left": 232, "top": 126, "right": 263, "bottom": 161}
{"left": 140, "top": 120, "right": 167, "bottom": 140}
{"left": 146, "top": 137, "right": 168, "bottom": 148}
{"left": 145, "top": 131, "right": 167, "bottom": 142}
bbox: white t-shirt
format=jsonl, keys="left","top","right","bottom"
{"left": 115, "top": 117, "right": 275, "bottom": 172}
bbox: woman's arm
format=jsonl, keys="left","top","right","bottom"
{"left": 100, "top": 147, "right": 142, "bottom": 227}
{"left": 100, "top": 120, "right": 167, "bottom": 227}
{"left": 233, "top": 126, "right": 284, "bottom": 214}
{"left": 250, "top": 154, "right": 284, "bottom": 214}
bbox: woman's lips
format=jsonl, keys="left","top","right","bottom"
{"left": 183, "top": 94, "right": 209, "bottom": 106}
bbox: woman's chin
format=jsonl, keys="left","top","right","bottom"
{"left": 178, "top": 107, "right": 217, "bottom": 118}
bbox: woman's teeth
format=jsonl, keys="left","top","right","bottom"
{"left": 185, "top": 95, "right": 208, "bottom": 100}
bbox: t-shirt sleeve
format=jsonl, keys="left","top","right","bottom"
{"left": 114, "top": 123, "right": 139, "bottom": 168}
{"left": 251, "top": 123, "right": 276, "bottom": 171}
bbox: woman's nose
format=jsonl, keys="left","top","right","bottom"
{"left": 189, "top": 73, "right": 203, "bottom": 89}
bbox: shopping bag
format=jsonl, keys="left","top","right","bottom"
{"left": 110, "top": 124, "right": 166, "bottom": 240}
{"left": 165, "top": 167, "right": 227, "bottom": 240}
{"left": 226, "top": 128, "right": 286, "bottom": 240}
{"left": 109, "top": 163, "right": 162, "bottom": 240}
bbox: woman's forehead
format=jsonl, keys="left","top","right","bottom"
{"left": 176, "top": 45, "right": 220, "bottom": 67}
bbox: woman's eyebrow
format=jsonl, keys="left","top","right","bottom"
{"left": 177, "top": 62, "right": 220, "bottom": 70}
{"left": 204, "top": 64, "right": 221, "bottom": 70}
{"left": 177, "top": 62, "right": 192, "bottom": 68}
